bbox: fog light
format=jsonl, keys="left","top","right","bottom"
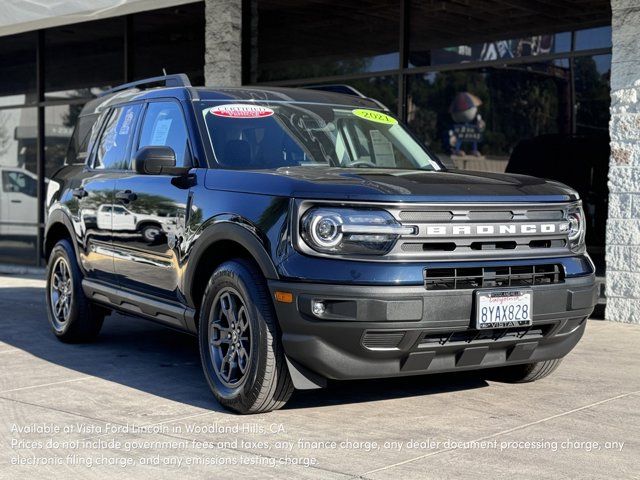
{"left": 312, "top": 300, "right": 326, "bottom": 316}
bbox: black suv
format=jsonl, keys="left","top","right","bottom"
{"left": 45, "top": 74, "right": 597, "bottom": 414}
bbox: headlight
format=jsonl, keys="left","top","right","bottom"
{"left": 300, "top": 207, "right": 414, "bottom": 255}
{"left": 564, "top": 203, "right": 586, "bottom": 253}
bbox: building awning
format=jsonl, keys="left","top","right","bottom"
{"left": 0, "top": 0, "right": 199, "bottom": 38}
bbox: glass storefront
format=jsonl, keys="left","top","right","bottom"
{"left": 0, "top": 0, "right": 613, "bottom": 267}
{"left": 251, "top": 1, "right": 400, "bottom": 82}
{"left": 0, "top": 2, "right": 205, "bottom": 265}
{"left": 0, "top": 108, "right": 38, "bottom": 264}
{"left": 248, "top": 0, "right": 612, "bottom": 268}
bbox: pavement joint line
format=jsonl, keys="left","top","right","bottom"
{"left": 0, "top": 395, "right": 123, "bottom": 429}
{"left": 361, "top": 389, "right": 640, "bottom": 477}
{"left": 0, "top": 376, "right": 93, "bottom": 395}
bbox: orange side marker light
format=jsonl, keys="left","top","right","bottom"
{"left": 274, "top": 291, "right": 294, "bottom": 303}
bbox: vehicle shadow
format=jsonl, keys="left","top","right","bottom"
{"left": 0, "top": 284, "right": 489, "bottom": 413}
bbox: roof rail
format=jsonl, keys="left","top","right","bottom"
{"left": 99, "top": 73, "right": 191, "bottom": 97}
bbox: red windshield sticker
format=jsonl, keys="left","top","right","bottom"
{"left": 210, "top": 104, "right": 274, "bottom": 119}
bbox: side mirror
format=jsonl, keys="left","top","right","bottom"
{"left": 133, "top": 146, "right": 189, "bottom": 176}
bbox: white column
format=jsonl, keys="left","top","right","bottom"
{"left": 606, "top": 0, "right": 640, "bottom": 323}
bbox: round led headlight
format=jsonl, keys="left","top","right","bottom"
{"left": 300, "top": 207, "right": 416, "bottom": 256}
{"left": 309, "top": 213, "right": 343, "bottom": 247}
{"left": 567, "top": 211, "right": 582, "bottom": 241}
{"left": 564, "top": 204, "right": 586, "bottom": 254}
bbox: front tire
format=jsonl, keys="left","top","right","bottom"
{"left": 488, "top": 358, "right": 562, "bottom": 383}
{"left": 198, "top": 259, "right": 293, "bottom": 414}
{"left": 46, "top": 239, "right": 105, "bottom": 343}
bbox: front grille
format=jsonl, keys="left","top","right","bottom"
{"left": 362, "top": 331, "right": 405, "bottom": 350}
{"left": 424, "top": 264, "right": 564, "bottom": 290}
{"left": 420, "top": 325, "right": 552, "bottom": 346}
{"left": 391, "top": 203, "right": 573, "bottom": 261}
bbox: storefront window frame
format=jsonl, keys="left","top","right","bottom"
{"left": 0, "top": 2, "right": 206, "bottom": 266}
{"left": 248, "top": 0, "right": 612, "bottom": 123}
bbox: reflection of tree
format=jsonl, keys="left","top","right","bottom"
{"left": 346, "top": 77, "right": 398, "bottom": 113}
{"left": 259, "top": 58, "right": 370, "bottom": 82}
{"left": 63, "top": 103, "right": 84, "bottom": 129}
{"left": 487, "top": 68, "right": 560, "bottom": 154}
{"left": 574, "top": 56, "right": 610, "bottom": 133}
{"left": 408, "top": 65, "right": 564, "bottom": 157}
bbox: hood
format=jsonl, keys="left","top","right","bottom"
{"left": 204, "top": 166, "right": 579, "bottom": 203}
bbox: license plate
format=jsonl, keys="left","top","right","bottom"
{"left": 475, "top": 289, "right": 532, "bottom": 329}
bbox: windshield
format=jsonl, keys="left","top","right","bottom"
{"left": 199, "top": 101, "right": 442, "bottom": 171}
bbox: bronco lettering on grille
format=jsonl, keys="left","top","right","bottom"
{"left": 423, "top": 223, "right": 568, "bottom": 236}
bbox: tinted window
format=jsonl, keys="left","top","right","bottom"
{"left": 66, "top": 113, "right": 99, "bottom": 165}
{"left": 138, "top": 102, "right": 190, "bottom": 167}
{"left": 94, "top": 104, "right": 141, "bottom": 170}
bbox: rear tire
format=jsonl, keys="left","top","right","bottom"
{"left": 46, "top": 240, "right": 105, "bottom": 343}
{"left": 488, "top": 358, "right": 562, "bottom": 383}
{"left": 198, "top": 258, "right": 293, "bottom": 414}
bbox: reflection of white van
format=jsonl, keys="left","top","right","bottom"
{"left": 1, "top": 167, "right": 39, "bottom": 237}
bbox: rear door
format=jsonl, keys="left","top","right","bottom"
{"left": 76, "top": 103, "right": 142, "bottom": 283}
{"left": 111, "top": 99, "right": 193, "bottom": 301}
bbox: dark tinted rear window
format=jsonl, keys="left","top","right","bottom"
{"left": 66, "top": 113, "right": 99, "bottom": 164}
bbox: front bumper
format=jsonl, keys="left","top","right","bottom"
{"left": 268, "top": 274, "right": 597, "bottom": 386}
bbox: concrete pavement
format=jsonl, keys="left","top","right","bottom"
{"left": 0, "top": 273, "right": 638, "bottom": 479}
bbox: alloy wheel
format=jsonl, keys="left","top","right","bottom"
{"left": 208, "top": 287, "right": 252, "bottom": 388}
{"left": 50, "top": 257, "right": 73, "bottom": 328}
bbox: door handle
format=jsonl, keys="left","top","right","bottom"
{"left": 72, "top": 187, "right": 87, "bottom": 199}
{"left": 116, "top": 190, "right": 137, "bottom": 203}
{"left": 11, "top": 199, "right": 22, "bottom": 204}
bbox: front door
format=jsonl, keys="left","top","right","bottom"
{"left": 111, "top": 100, "right": 193, "bottom": 302}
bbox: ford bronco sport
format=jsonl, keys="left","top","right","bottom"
{"left": 44, "top": 74, "right": 597, "bottom": 414}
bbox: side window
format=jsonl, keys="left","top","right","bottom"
{"left": 94, "top": 104, "right": 141, "bottom": 170}
{"left": 2, "top": 171, "right": 37, "bottom": 197}
{"left": 138, "top": 102, "right": 191, "bottom": 167}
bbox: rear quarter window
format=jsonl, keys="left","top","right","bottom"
{"left": 66, "top": 113, "right": 100, "bottom": 164}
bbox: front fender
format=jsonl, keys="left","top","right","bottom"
{"left": 182, "top": 219, "right": 279, "bottom": 308}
